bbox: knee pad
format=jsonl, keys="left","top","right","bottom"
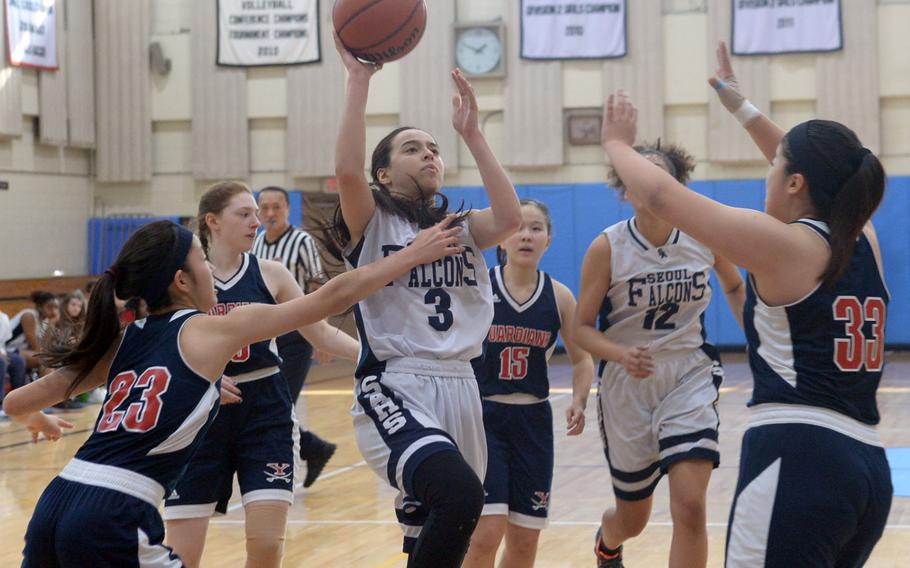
{"left": 244, "top": 501, "right": 289, "bottom": 568}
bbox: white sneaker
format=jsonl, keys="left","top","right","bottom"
{"left": 87, "top": 388, "right": 107, "bottom": 404}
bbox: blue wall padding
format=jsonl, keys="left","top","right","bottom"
{"left": 86, "top": 179, "right": 908, "bottom": 347}
{"left": 885, "top": 448, "right": 910, "bottom": 497}
{"left": 87, "top": 216, "right": 180, "bottom": 275}
{"left": 443, "top": 176, "right": 910, "bottom": 348}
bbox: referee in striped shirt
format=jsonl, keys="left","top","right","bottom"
{"left": 253, "top": 186, "right": 336, "bottom": 487}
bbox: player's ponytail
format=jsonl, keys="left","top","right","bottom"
{"left": 821, "top": 151, "right": 884, "bottom": 287}
{"left": 44, "top": 221, "right": 190, "bottom": 398}
{"left": 782, "top": 120, "right": 885, "bottom": 289}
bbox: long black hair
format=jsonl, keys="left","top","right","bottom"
{"left": 44, "top": 221, "right": 192, "bottom": 398}
{"left": 319, "top": 127, "right": 466, "bottom": 261}
{"left": 782, "top": 120, "right": 885, "bottom": 288}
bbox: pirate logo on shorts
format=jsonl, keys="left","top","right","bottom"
{"left": 265, "top": 462, "right": 292, "bottom": 484}
{"left": 531, "top": 491, "right": 550, "bottom": 511}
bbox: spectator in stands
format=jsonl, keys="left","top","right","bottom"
{"left": 0, "top": 310, "right": 31, "bottom": 419}
{"left": 60, "top": 293, "right": 85, "bottom": 325}
{"left": 7, "top": 291, "right": 59, "bottom": 371}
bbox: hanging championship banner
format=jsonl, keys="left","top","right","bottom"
{"left": 217, "top": 0, "right": 320, "bottom": 67}
{"left": 520, "top": 0, "right": 626, "bottom": 60}
{"left": 732, "top": 0, "right": 842, "bottom": 56}
{"left": 5, "top": 0, "right": 58, "bottom": 70}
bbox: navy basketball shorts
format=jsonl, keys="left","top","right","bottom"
{"left": 480, "top": 398, "right": 554, "bottom": 529}
{"left": 725, "top": 406, "right": 892, "bottom": 568}
{"left": 163, "top": 373, "right": 297, "bottom": 519}
{"left": 24, "top": 476, "right": 182, "bottom": 567}
{"left": 597, "top": 347, "right": 723, "bottom": 501}
{"left": 351, "top": 358, "right": 487, "bottom": 553}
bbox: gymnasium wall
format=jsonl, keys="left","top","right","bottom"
{"left": 0, "top": 116, "right": 92, "bottom": 279}
{"left": 2, "top": 0, "right": 910, "bottom": 280}
{"left": 94, "top": 0, "right": 910, "bottom": 219}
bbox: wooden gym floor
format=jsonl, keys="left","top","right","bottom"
{"left": 2, "top": 352, "right": 909, "bottom": 567}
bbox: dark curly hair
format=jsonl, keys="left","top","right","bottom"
{"left": 607, "top": 140, "right": 696, "bottom": 199}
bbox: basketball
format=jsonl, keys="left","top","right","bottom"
{"left": 333, "top": 0, "right": 427, "bottom": 64}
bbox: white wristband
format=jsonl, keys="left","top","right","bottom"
{"left": 733, "top": 100, "right": 762, "bottom": 127}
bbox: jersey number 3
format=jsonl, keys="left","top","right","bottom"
{"left": 833, "top": 296, "right": 885, "bottom": 372}
{"left": 425, "top": 289, "right": 454, "bottom": 331}
{"left": 97, "top": 367, "right": 171, "bottom": 433}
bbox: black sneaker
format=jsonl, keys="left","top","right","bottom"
{"left": 303, "top": 440, "right": 337, "bottom": 488}
{"left": 595, "top": 527, "right": 624, "bottom": 567}
{"left": 46, "top": 399, "right": 86, "bottom": 413}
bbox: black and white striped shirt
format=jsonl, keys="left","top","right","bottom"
{"left": 252, "top": 226, "right": 328, "bottom": 294}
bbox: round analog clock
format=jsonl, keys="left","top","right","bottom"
{"left": 455, "top": 26, "right": 503, "bottom": 77}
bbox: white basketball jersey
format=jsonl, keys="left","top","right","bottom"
{"left": 345, "top": 207, "right": 493, "bottom": 376}
{"left": 601, "top": 218, "right": 714, "bottom": 353}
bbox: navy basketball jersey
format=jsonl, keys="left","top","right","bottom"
{"left": 745, "top": 220, "right": 889, "bottom": 424}
{"left": 211, "top": 253, "right": 281, "bottom": 378}
{"left": 75, "top": 310, "right": 221, "bottom": 492}
{"left": 477, "top": 266, "right": 561, "bottom": 400}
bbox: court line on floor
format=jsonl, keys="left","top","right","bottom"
{"left": 300, "top": 387, "right": 747, "bottom": 396}
{"left": 0, "top": 427, "right": 29, "bottom": 437}
{"left": 209, "top": 518, "right": 910, "bottom": 530}
{"left": 0, "top": 428, "right": 91, "bottom": 451}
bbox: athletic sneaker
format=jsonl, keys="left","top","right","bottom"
{"left": 595, "top": 527, "right": 624, "bottom": 567}
{"left": 46, "top": 399, "right": 86, "bottom": 413}
{"left": 303, "top": 439, "right": 337, "bottom": 488}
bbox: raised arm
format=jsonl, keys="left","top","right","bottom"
{"left": 3, "top": 337, "right": 117, "bottom": 440}
{"left": 334, "top": 32, "right": 382, "bottom": 244}
{"left": 261, "top": 260, "right": 359, "bottom": 360}
{"left": 553, "top": 280, "right": 594, "bottom": 436}
{"left": 708, "top": 41, "right": 785, "bottom": 164}
{"left": 572, "top": 235, "right": 653, "bottom": 379}
{"left": 184, "top": 217, "right": 465, "bottom": 379}
{"left": 713, "top": 255, "right": 745, "bottom": 330}
{"left": 451, "top": 69, "right": 521, "bottom": 250}
{"left": 600, "top": 91, "right": 821, "bottom": 281}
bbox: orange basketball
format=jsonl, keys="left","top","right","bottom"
{"left": 333, "top": 0, "right": 427, "bottom": 64}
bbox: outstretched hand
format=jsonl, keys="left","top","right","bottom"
{"left": 451, "top": 69, "right": 480, "bottom": 139}
{"left": 333, "top": 30, "right": 382, "bottom": 79}
{"left": 26, "top": 412, "right": 74, "bottom": 443}
{"left": 408, "top": 214, "right": 466, "bottom": 266}
{"left": 601, "top": 90, "right": 637, "bottom": 148}
{"left": 708, "top": 41, "right": 747, "bottom": 114}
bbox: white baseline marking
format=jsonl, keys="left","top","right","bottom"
{"left": 210, "top": 518, "right": 910, "bottom": 530}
